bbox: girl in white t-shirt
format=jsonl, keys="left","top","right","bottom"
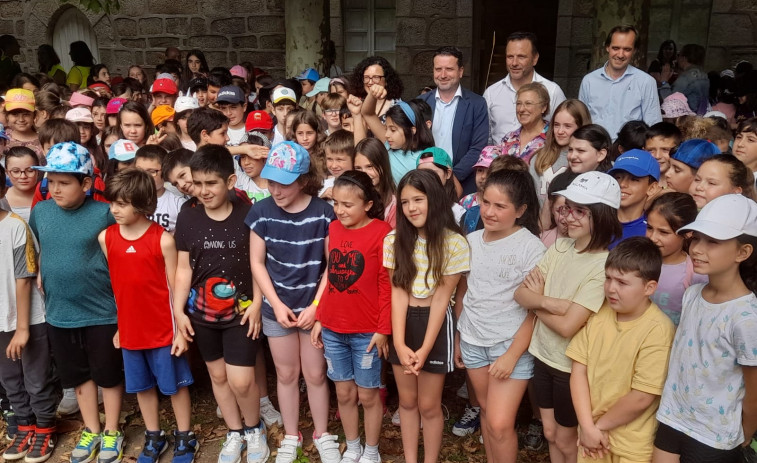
{"left": 653, "top": 194, "right": 757, "bottom": 462}
{"left": 514, "top": 171, "right": 622, "bottom": 463}
{"left": 455, "top": 169, "right": 546, "bottom": 463}
{"left": 646, "top": 193, "right": 707, "bottom": 325}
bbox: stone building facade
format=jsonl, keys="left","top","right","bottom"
{"left": 0, "top": 0, "right": 755, "bottom": 99}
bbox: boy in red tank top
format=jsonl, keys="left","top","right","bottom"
{"left": 97, "top": 168, "right": 197, "bottom": 463}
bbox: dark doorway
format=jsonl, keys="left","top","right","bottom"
{"left": 472, "top": 0, "right": 560, "bottom": 93}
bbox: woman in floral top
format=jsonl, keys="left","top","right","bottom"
{"left": 500, "top": 82, "right": 549, "bottom": 164}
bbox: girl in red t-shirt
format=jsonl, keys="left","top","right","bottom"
{"left": 311, "top": 170, "right": 392, "bottom": 463}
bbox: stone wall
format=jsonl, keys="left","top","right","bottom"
{"left": 0, "top": 0, "right": 287, "bottom": 79}
{"left": 706, "top": 0, "right": 757, "bottom": 71}
{"left": 553, "top": 0, "right": 594, "bottom": 98}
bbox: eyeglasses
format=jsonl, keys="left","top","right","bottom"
{"left": 363, "top": 75, "right": 385, "bottom": 84}
{"left": 144, "top": 169, "right": 161, "bottom": 177}
{"left": 515, "top": 101, "right": 542, "bottom": 108}
{"left": 557, "top": 205, "right": 590, "bottom": 220}
{"left": 323, "top": 109, "right": 340, "bottom": 115}
{"left": 8, "top": 167, "right": 36, "bottom": 177}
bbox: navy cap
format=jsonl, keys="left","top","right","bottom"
{"left": 216, "top": 86, "right": 245, "bottom": 105}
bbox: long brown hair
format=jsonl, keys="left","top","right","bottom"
{"left": 355, "top": 138, "right": 395, "bottom": 207}
{"left": 392, "top": 170, "right": 463, "bottom": 292}
{"left": 290, "top": 110, "right": 326, "bottom": 179}
{"left": 532, "top": 99, "right": 591, "bottom": 175}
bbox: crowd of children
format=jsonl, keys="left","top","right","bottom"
{"left": 0, "top": 48, "right": 756, "bottom": 463}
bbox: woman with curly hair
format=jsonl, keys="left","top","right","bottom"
{"left": 350, "top": 56, "right": 404, "bottom": 120}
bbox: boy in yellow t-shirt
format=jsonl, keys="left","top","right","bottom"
{"left": 566, "top": 236, "right": 675, "bottom": 463}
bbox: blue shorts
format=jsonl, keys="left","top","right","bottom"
{"left": 122, "top": 346, "right": 194, "bottom": 395}
{"left": 321, "top": 327, "right": 382, "bottom": 389}
{"left": 460, "top": 338, "right": 534, "bottom": 379}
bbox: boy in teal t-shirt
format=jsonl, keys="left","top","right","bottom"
{"left": 29, "top": 142, "right": 125, "bottom": 463}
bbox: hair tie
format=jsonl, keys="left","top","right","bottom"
{"left": 336, "top": 173, "right": 367, "bottom": 191}
{"left": 397, "top": 100, "right": 416, "bottom": 126}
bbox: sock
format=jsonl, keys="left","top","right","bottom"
{"left": 244, "top": 420, "right": 262, "bottom": 432}
{"left": 260, "top": 396, "right": 272, "bottom": 405}
{"left": 346, "top": 437, "right": 361, "bottom": 454}
{"left": 363, "top": 443, "right": 379, "bottom": 459}
{"left": 230, "top": 428, "right": 243, "bottom": 435}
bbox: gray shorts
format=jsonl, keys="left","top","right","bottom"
{"left": 262, "top": 315, "right": 311, "bottom": 338}
{"left": 460, "top": 338, "right": 534, "bottom": 379}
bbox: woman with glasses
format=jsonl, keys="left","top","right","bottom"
{"left": 349, "top": 56, "right": 404, "bottom": 122}
{"left": 2, "top": 146, "right": 40, "bottom": 222}
{"left": 501, "top": 82, "right": 550, "bottom": 163}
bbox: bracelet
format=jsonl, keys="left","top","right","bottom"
{"left": 312, "top": 299, "right": 320, "bottom": 307}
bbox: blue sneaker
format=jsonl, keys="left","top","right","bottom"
{"left": 172, "top": 430, "right": 198, "bottom": 463}
{"left": 98, "top": 430, "right": 124, "bottom": 463}
{"left": 244, "top": 424, "right": 269, "bottom": 463}
{"left": 137, "top": 430, "right": 167, "bottom": 463}
{"left": 451, "top": 404, "right": 480, "bottom": 437}
{"left": 218, "top": 431, "right": 245, "bottom": 463}
{"left": 70, "top": 428, "right": 101, "bottom": 463}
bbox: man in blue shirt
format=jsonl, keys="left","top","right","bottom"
{"left": 418, "top": 47, "right": 490, "bottom": 195}
{"left": 578, "top": 25, "right": 662, "bottom": 140}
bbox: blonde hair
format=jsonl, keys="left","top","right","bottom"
{"left": 532, "top": 99, "right": 591, "bottom": 175}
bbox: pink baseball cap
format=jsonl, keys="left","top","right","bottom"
{"left": 106, "top": 97, "right": 128, "bottom": 114}
{"left": 473, "top": 145, "right": 501, "bottom": 169}
{"left": 69, "top": 92, "right": 94, "bottom": 108}
{"left": 230, "top": 65, "right": 248, "bottom": 79}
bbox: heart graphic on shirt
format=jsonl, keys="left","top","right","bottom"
{"left": 328, "top": 249, "right": 365, "bottom": 292}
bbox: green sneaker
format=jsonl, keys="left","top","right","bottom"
{"left": 97, "top": 430, "right": 124, "bottom": 463}
{"left": 70, "top": 428, "right": 101, "bottom": 463}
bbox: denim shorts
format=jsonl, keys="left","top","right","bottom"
{"left": 321, "top": 327, "right": 381, "bottom": 389}
{"left": 460, "top": 338, "right": 534, "bottom": 379}
{"left": 122, "top": 345, "right": 194, "bottom": 395}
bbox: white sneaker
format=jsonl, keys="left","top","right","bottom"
{"left": 244, "top": 425, "right": 270, "bottom": 463}
{"left": 218, "top": 431, "right": 244, "bottom": 463}
{"left": 274, "top": 434, "right": 301, "bottom": 463}
{"left": 259, "top": 400, "right": 283, "bottom": 427}
{"left": 314, "top": 433, "right": 341, "bottom": 463}
{"left": 216, "top": 406, "right": 223, "bottom": 419}
{"left": 57, "top": 388, "right": 79, "bottom": 415}
{"left": 391, "top": 409, "right": 400, "bottom": 426}
{"left": 358, "top": 452, "right": 382, "bottom": 463}
{"left": 339, "top": 445, "right": 362, "bottom": 463}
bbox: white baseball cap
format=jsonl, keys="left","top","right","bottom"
{"left": 552, "top": 171, "right": 621, "bottom": 209}
{"left": 678, "top": 194, "right": 757, "bottom": 240}
{"left": 272, "top": 87, "right": 297, "bottom": 104}
{"left": 174, "top": 96, "right": 199, "bottom": 113}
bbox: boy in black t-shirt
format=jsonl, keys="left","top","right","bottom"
{"left": 172, "top": 145, "right": 270, "bottom": 463}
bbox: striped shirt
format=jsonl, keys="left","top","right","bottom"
{"left": 246, "top": 196, "right": 335, "bottom": 320}
{"left": 383, "top": 230, "right": 470, "bottom": 298}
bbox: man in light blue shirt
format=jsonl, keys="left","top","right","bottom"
{"left": 578, "top": 25, "right": 662, "bottom": 140}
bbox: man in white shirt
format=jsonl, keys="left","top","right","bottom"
{"left": 484, "top": 32, "right": 566, "bottom": 144}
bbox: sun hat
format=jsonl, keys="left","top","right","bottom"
{"left": 4, "top": 88, "right": 35, "bottom": 112}
{"left": 553, "top": 171, "right": 621, "bottom": 209}
{"left": 245, "top": 110, "right": 274, "bottom": 132}
{"left": 174, "top": 96, "right": 199, "bottom": 113}
{"left": 65, "top": 107, "right": 94, "bottom": 124}
{"left": 261, "top": 141, "right": 310, "bottom": 185}
{"left": 151, "top": 105, "right": 175, "bottom": 127}
{"left": 671, "top": 139, "right": 720, "bottom": 169}
{"left": 69, "top": 92, "right": 94, "bottom": 108}
{"left": 108, "top": 139, "right": 139, "bottom": 162}
{"left": 33, "top": 142, "right": 93, "bottom": 176}
{"left": 306, "top": 77, "right": 331, "bottom": 98}
{"left": 106, "top": 97, "right": 128, "bottom": 115}
{"left": 473, "top": 145, "right": 501, "bottom": 169}
{"left": 661, "top": 92, "right": 695, "bottom": 118}
{"left": 272, "top": 87, "right": 297, "bottom": 105}
{"left": 296, "top": 68, "right": 319, "bottom": 82}
{"left": 608, "top": 149, "right": 660, "bottom": 181}
{"left": 151, "top": 78, "right": 178, "bottom": 95}
{"left": 677, "top": 194, "right": 757, "bottom": 239}
{"left": 417, "top": 146, "right": 453, "bottom": 169}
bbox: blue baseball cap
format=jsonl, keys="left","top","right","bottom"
{"left": 608, "top": 149, "right": 660, "bottom": 181}
{"left": 306, "top": 77, "right": 331, "bottom": 98}
{"left": 216, "top": 85, "right": 245, "bottom": 105}
{"left": 33, "top": 142, "right": 93, "bottom": 176}
{"left": 261, "top": 141, "right": 310, "bottom": 185}
{"left": 108, "top": 139, "right": 139, "bottom": 162}
{"left": 296, "top": 68, "right": 319, "bottom": 82}
{"left": 671, "top": 139, "right": 720, "bottom": 169}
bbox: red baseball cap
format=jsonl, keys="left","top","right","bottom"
{"left": 151, "top": 78, "right": 178, "bottom": 95}
{"left": 245, "top": 110, "right": 274, "bottom": 131}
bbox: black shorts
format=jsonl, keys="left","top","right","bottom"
{"left": 532, "top": 357, "right": 578, "bottom": 427}
{"left": 654, "top": 422, "right": 742, "bottom": 463}
{"left": 46, "top": 323, "right": 124, "bottom": 389}
{"left": 388, "top": 306, "right": 454, "bottom": 374}
{"left": 192, "top": 320, "right": 259, "bottom": 367}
